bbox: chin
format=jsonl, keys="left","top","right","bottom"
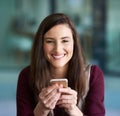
{"left": 52, "top": 63, "right": 68, "bottom": 68}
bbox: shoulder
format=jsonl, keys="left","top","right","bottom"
{"left": 91, "top": 65, "right": 104, "bottom": 76}
{"left": 17, "top": 66, "right": 30, "bottom": 85}
{"left": 83, "top": 65, "right": 105, "bottom": 115}
{"left": 19, "top": 66, "right": 30, "bottom": 76}
{"left": 17, "top": 66, "right": 32, "bottom": 98}
{"left": 17, "top": 66, "right": 35, "bottom": 115}
{"left": 90, "top": 65, "right": 104, "bottom": 87}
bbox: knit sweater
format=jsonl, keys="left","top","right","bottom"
{"left": 16, "top": 65, "right": 105, "bottom": 116}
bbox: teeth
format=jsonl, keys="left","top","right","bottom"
{"left": 52, "top": 55, "right": 64, "bottom": 59}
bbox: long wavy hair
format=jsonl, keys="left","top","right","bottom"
{"left": 30, "top": 13, "right": 87, "bottom": 104}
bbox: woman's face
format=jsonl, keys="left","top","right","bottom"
{"left": 43, "top": 24, "right": 74, "bottom": 69}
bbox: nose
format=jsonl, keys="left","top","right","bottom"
{"left": 54, "top": 42, "right": 62, "bottom": 52}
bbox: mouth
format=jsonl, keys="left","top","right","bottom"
{"left": 52, "top": 54, "right": 65, "bottom": 60}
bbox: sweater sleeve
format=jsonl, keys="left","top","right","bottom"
{"left": 83, "top": 65, "right": 105, "bottom": 116}
{"left": 16, "top": 67, "right": 34, "bottom": 116}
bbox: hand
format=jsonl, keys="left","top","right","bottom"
{"left": 39, "top": 84, "right": 61, "bottom": 110}
{"left": 57, "top": 87, "right": 82, "bottom": 116}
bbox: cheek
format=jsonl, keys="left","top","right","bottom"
{"left": 43, "top": 45, "right": 55, "bottom": 59}
{"left": 66, "top": 44, "right": 74, "bottom": 54}
{"left": 43, "top": 44, "right": 51, "bottom": 53}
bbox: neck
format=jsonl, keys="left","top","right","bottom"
{"left": 50, "top": 67, "right": 68, "bottom": 79}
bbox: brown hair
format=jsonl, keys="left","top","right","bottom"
{"left": 30, "top": 13, "right": 87, "bottom": 104}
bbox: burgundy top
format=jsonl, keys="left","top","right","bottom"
{"left": 16, "top": 65, "right": 105, "bottom": 116}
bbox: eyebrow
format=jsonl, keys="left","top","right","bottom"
{"left": 44, "top": 36, "right": 70, "bottom": 40}
{"left": 61, "top": 36, "right": 70, "bottom": 39}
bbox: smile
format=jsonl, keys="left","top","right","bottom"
{"left": 52, "top": 54, "right": 65, "bottom": 60}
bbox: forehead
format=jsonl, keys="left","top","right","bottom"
{"left": 44, "top": 24, "right": 72, "bottom": 37}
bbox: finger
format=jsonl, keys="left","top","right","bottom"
{"left": 58, "top": 88, "right": 77, "bottom": 102}
{"left": 58, "top": 103, "right": 75, "bottom": 110}
{"left": 40, "top": 84, "right": 59, "bottom": 97}
{"left": 57, "top": 98, "right": 76, "bottom": 105}
{"left": 42, "top": 88, "right": 60, "bottom": 104}
{"left": 45, "top": 93, "right": 61, "bottom": 109}
{"left": 39, "top": 86, "right": 62, "bottom": 110}
{"left": 39, "top": 85, "right": 58, "bottom": 108}
{"left": 60, "top": 94, "right": 76, "bottom": 100}
{"left": 58, "top": 87, "right": 77, "bottom": 96}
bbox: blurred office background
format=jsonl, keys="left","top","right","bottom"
{"left": 0, "top": 0, "right": 120, "bottom": 115}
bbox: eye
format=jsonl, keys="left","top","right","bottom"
{"left": 62, "top": 39, "right": 69, "bottom": 43}
{"left": 45, "top": 39, "right": 54, "bottom": 43}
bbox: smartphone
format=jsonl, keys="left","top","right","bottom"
{"left": 50, "top": 78, "right": 68, "bottom": 88}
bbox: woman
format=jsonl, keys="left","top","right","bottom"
{"left": 17, "top": 13, "right": 105, "bottom": 116}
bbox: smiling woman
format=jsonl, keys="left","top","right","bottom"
{"left": 16, "top": 13, "right": 105, "bottom": 116}
{"left": 43, "top": 24, "right": 74, "bottom": 69}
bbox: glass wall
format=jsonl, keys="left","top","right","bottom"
{"left": 106, "top": 0, "right": 120, "bottom": 74}
{"left": 0, "top": 0, "right": 119, "bottom": 74}
{"left": 0, "top": 0, "right": 50, "bottom": 69}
